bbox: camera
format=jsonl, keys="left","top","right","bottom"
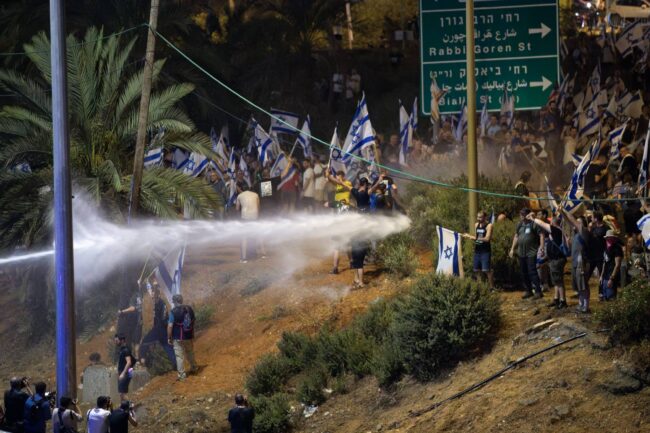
{"left": 44, "top": 391, "right": 56, "bottom": 406}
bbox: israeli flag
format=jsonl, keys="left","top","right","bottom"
{"left": 227, "top": 148, "right": 237, "bottom": 176}
{"left": 270, "top": 108, "right": 300, "bottom": 135}
{"left": 545, "top": 176, "right": 558, "bottom": 214}
{"left": 609, "top": 123, "right": 627, "bottom": 160}
{"left": 155, "top": 245, "right": 186, "bottom": 303}
{"left": 172, "top": 148, "right": 190, "bottom": 170}
{"left": 277, "top": 163, "right": 297, "bottom": 191}
{"left": 342, "top": 93, "right": 370, "bottom": 163}
{"left": 270, "top": 152, "right": 287, "bottom": 178}
{"left": 558, "top": 75, "right": 574, "bottom": 116}
{"left": 453, "top": 102, "right": 468, "bottom": 142}
{"left": 211, "top": 127, "right": 228, "bottom": 165}
{"left": 227, "top": 179, "right": 237, "bottom": 208}
{"left": 183, "top": 153, "right": 209, "bottom": 177}
{"left": 638, "top": 123, "right": 650, "bottom": 194}
{"left": 328, "top": 127, "right": 347, "bottom": 176}
{"left": 254, "top": 121, "right": 275, "bottom": 166}
{"left": 344, "top": 117, "right": 375, "bottom": 176}
{"left": 500, "top": 88, "right": 514, "bottom": 129}
{"left": 399, "top": 102, "right": 412, "bottom": 167}
{"left": 637, "top": 214, "right": 650, "bottom": 248}
{"left": 623, "top": 90, "right": 644, "bottom": 119}
{"left": 616, "top": 21, "right": 644, "bottom": 58}
{"left": 144, "top": 147, "right": 163, "bottom": 169}
{"left": 239, "top": 154, "right": 252, "bottom": 187}
{"left": 436, "top": 226, "right": 463, "bottom": 277}
{"left": 480, "top": 100, "right": 489, "bottom": 137}
{"left": 579, "top": 98, "right": 600, "bottom": 137}
{"left": 296, "top": 115, "right": 313, "bottom": 159}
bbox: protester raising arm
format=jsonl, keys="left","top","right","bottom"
{"left": 526, "top": 212, "right": 551, "bottom": 233}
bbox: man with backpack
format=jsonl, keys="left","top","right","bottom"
{"left": 22, "top": 382, "right": 51, "bottom": 433}
{"left": 51, "top": 396, "right": 82, "bottom": 433}
{"left": 167, "top": 294, "right": 197, "bottom": 381}
{"left": 3, "top": 377, "right": 32, "bottom": 432}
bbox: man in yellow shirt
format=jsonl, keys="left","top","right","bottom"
{"left": 331, "top": 170, "right": 352, "bottom": 207}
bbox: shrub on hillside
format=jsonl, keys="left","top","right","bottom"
{"left": 377, "top": 232, "right": 417, "bottom": 277}
{"left": 250, "top": 393, "right": 291, "bottom": 433}
{"left": 597, "top": 279, "right": 650, "bottom": 344}
{"left": 390, "top": 273, "right": 500, "bottom": 381}
{"left": 245, "top": 354, "right": 293, "bottom": 397}
{"left": 372, "top": 336, "right": 405, "bottom": 387}
{"left": 193, "top": 303, "right": 215, "bottom": 331}
{"left": 277, "top": 331, "right": 318, "bottom": 372}
{"left": 296, "top": 367, "right": 328, "bottom": 405}
{"left": 351, "top": 299, "right": 394, "bottom": 343}
{"left": 316, "top": 327, "right": 374, "bottom": 378}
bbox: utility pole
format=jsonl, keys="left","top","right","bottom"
{"left": 49, "top": 0, "right": 76, "bottom": 401}
{"left": 130, "top": 0, "right": 160, "bottom": 215}
{"left": 465, "top": 0, "right": 478, "bottom": 230}
{"left": 345, "top": 2, "right": 354, "bottom": 49}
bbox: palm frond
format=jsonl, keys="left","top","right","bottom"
{"left": 0, "top": 70, "right": 51, "bottom": 116}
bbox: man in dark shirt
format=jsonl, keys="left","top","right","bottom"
{"left": 114, "top": 334, "right": 133, "bottom": 401}
{"left": 350, "top": 177, "right": 371, "bottom": 211}
{"left": 227, "top": 394, "right": 254, "bottom": 433}
{"left": 602, "top": 230, "right": 624, "bottom": 300}
{"left": 3, "top": 377, "right": 32, "bottom": 432}
{"left": 509, "top": 208, "right": 545, "bottom": 299}
{"left": 108, "top": 400, "right": 138, "bottom": 433}
{"left": 22, "top": 382, "right": 50, "bottom": 433}
{"left": 618, "top": 145, "right": 638, "bottom": 182}
{"left": 584, "top": 153, "right": 608, "bottom": 199}
{"left": 139, "top": 281, "right": 176, "bottom": 370}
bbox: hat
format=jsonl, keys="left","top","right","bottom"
{"left": 605, "top": 230, "right": 618, "bottom": 238}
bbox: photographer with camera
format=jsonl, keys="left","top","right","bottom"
{"left": 108, "top": 401, "right": 137, "bottom": 433}
{"left": 23, "top": 382, "right": 51, "bottom": 433}
{"left": 227, "top": 394, "right": 254, "bottom": 433}
{"left": 3, "top": 377, "right": 33, "bottom": 432}
{"left": 86, "top": 396, "right": 111, "bottom": 433}
{"left": 52, "top": 396, "right": 82, "bottom": 433}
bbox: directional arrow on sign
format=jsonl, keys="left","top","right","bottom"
{"left": 528, "top": 23, "right": 551, "bottom": 39}
{"left": 530, "top": 76, "right": 552, "bottom": 91}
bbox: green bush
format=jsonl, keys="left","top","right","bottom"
{"left": 193, "top": 303, "right": 216, "bottom": 331}
{"left": 296, "top": 367, "right": 328, "bottom": 405}
{"left": 351, "top": 299, "right": 394, "bottom": 344}
{"left": 372, "top": 336, "right": 405, "bottom": 387}
{"left": 277, "top": 331, "right": 318, "bottom": 372}
{"left": 241, "top": 278, "right": 269, "bottom": 297}
{"left": 377, "top": 232, "right": 417, "bottom": 277}
{"left": 251, "top": 393, "right": 291, "bottom": 433}
{"left": 597, "top": 279, "right": 650, "bottom": 344}
{"left": 390, "top": 273, "right": 500, "bottom": 381}
{"left": 316, "top": 327, "right": 374, "bottom": 378}
{"left": 245, "top": 354, "right": 293, "bottom": 397}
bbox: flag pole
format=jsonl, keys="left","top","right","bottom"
{"left": 50, "top": 0, "right": 77, "bottom": 402}
{"left": 466, "top": 0, "right": 479, "bottom": 230}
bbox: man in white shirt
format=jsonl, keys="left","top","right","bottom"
{"left": 52, "top": 396, "right": 83, "bottom": 433}
{"left": 236, "top": 186, "right": 263, "bottom": 263}
{"left": 312, "top": 156, "right": 327, "bottom": 209}
{"left": 86, "top": 396, "right": 111, "bottom": 433}
{"left": 301, "top": 160, "right": 315, "bottom": 212}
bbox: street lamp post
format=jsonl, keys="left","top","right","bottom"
{"left": 466, "top": 0, "right": 478, "bottom": 230}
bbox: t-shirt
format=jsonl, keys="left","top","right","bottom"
{"left": 584, "top": 163, "right": 606, "bottom": 197}
{"left": 313, "top": 164, "right": 326, "bottom": 191}
{"left": 350, "top": 188, "right": 370, "bottom": 210}
{"left": 302, "top": 167, "right": 315, "bottom": 198}
{"left": 108, "top": 408, "right": 130, "bottom": 433}
{"left": 23, "top": 395, "right": 51, "bottom": 433}
{"left": 571, "top": 228, "right": 588, "bottom": 268}
{"left": 588, "top": 224, "right": 608, "bottom": 262}
{"left": 516, "top": 220, "right": 541, "bottom": 258}
{"left": 546, "top": 225, "right": 565, "bottom": 260}
{"left": 334, "top": 180, "right": 352, "bottom": 203}
{"left": 619, "top": 154, "right": 638, "bottom": 181}
{"left": 153, "top": 298, "right": 168, "bottom": 331}
{"left": 52, "top": 408, "right": 82, "bottom": 432}
{"left": 118, "top": 345, "right": 132, "bottom": 375}
{"left": 475, "top": 222, "right": 491, "bottom": 253}
{"left": 86, "top": 408, "right": 110, "bottom": 433}
{"left": 3, "top": 389, "right": 29, "bottom": 425}
{"left": 228, "top": 406, "right": 255, "bottom": 433}
{"left": 236, "top": 191, "right": 260, "bottom": 220}
{"left": 603, "top": 242, "right": 624, "bottom": 281}
{"left": 514, "top": 182, "right": 529, "bottom": 197}
{"left": 168, "top": 305, "right": 195, "bottom": 340}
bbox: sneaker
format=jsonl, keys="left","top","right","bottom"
{"left": 240, "top": 259, "right": 248, "bottom": 264}
{"left": 533, "top": 292, "right": 544, "bottom": 299}
{"left": 547, "top": 299, "right": 559, "bottom": 308}
{"left": 521, "top": 292, "right": 534, "bottom": 299}
{"left": 556, "top": 300, "right": 568, "bottom": 310}
{"left": 329, "top": 267, "right": 339, "bottom": 275}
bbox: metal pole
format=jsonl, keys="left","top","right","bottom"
{"left": 465, "top": 0, "right": 478, "bottom": 230}
{"left": 345, "top": 2, "right": 354, "bottom": 50}
{"left": 50, "top": 0, "right": 76, "bottom": 401}
{"left": 130, "top": 0, "right": 160, "bottom": 215}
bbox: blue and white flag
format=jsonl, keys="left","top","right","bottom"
{"left": 579, "top": 97, "right": 600, "bottom": 137}
{"left": 500, "top": 88, "right": 514, "bottom": 128}
{"left": 609, "top": 123, "right": 627, "bottom": 160}
{"left": 545, "top": 176, "right": 558, "bottom": 214}
{"left": 344, "top": 118, "right": 375, "bottom": 177}
{"left": 270, "top": 108, "right": 300, "bottom": 135}
{"left": 183, "top": 153, "right": 209, "bottom": 177}
{"left": 411, "top": 97, "right": 418, "bottom": 130}
{"left": 296, "top": 115, "right": 313, "bottom": 159}
{"left": 227, "top": 148, "right": 236, "bottom": 176}
{"left": 211, "top": 127, "right": 228, "bottom": 165}
{"left": 453, "top": 102, "right": 467, "bottom": 142}
{"left": 637, "top": 214, "right": 650, "bottom": 248}
{"left": 277, "top": 162, "right": 297, "bottom": 191}
{"left": 328, "top": 127, "right": 346, "bottom": 176}
{"left": 342, "top": 93, "right": 371, "bottom": 163}
{"left": 254, "top": 120, "right": 275, "bottom": 166}
{"left": 435, "top": 226, "right": 463, "bottom": 277}
{"left": 399, "top": 102, "right": 412, "bottom": 167}
{"left": 624, "top": 90, "right": 644, "bottom": 119}
{"left": 616, "top": 21, "right": 644, "bottom": 58}
{"left": 558, "top": 75, "right": 574, "bottom": 116}
{"left": 480, "top": 100, "right": 489, "bottom": 137}
{"left": 144, "top": 147, "right": 163, "bottom": 169}
{"left": 172, "top": 148, "right": 190, "bottom": 170}
{"left": 240, "top": 154, "right": 252, "bottom": 187}
{"left": 155, "top": 245, "right": 186, "bottom": 303}
{"left": 11, "top": 162, "right": 31, "bottom": 174}
{"left": 270, "top": 152, "right": 288, "bottom": 178}
{"left": 638, "top": 123, "right": 650, "bottom": 194}
{"left": 227, "top": 179, "right": 237, "bottom": 208}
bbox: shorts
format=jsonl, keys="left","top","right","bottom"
{"left": 549, "top": 258, "right": 567, "bottom": 287}
{"left": 473, "top": 250, "right": 491, "bottom": 272}
{"left": 572, "top": 265, "right": 586, "bottom": 293}
{"left": 350, "top": 242, "right": 369, "bottom": 269}
{"left": 118, "top": 375, "right": 131, "bottom": 394}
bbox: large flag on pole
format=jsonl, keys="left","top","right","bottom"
{"left": 296, "top": 115, "right": 313, "bottom": 159}
{"left": 270, "top": 108, "right": 300, "bottom": 135}
{"left": 328, "top": 127, "right": 346, "bottom": 176}
{"left": 399, "top": 102, "right": 413, "bottom": 167}
{"left": 155, "top": 245, "right": 186, "bottom": 303}
{"left": 183, "top": 153, "right": 209, "bottom": 177}
{"left": 609, "top": 123, "right": 627, "bottom": 160}
{"left": 253, "top": 121, "right": 275, "bottom": 166}
{"left": 436, "top": 226, "right": 463, "bottom": 277}
{"left": 144, "top": 147, "right": 163, "bottom": 169}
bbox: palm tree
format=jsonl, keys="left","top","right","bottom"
{"left": 0, "top": 27, "right": 221, "bottom": 249}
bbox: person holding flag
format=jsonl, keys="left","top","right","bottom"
{"left": 462, "top": 210, "right": 494, "bottom": 291}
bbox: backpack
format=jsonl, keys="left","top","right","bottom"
{"left": 181, "top": 307, "right": 193, "bottom": 333}
{"left": 27, "top": 396, "right": 43, "bottom": 422}
{"left": 55, "top": 409, "right": 76, "bottom": 433}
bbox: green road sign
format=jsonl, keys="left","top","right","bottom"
{"left": 420, "top": 0, "right": 560, "bottom": 115}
